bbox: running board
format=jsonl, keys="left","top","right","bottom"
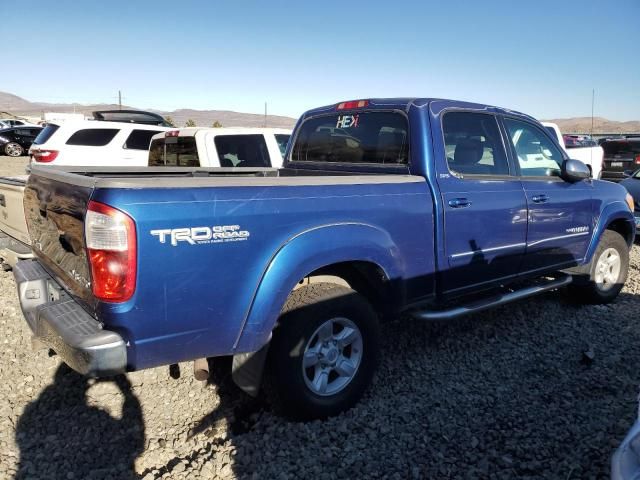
{"left": 411, "top": 275, "right": 572, "bottom": 321}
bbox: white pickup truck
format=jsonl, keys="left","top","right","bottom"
{"left": 148, "top": 127, "right": 291, "bottom": 168}
{"left": 542, "top": 122, "right": 604, "bottom": 179}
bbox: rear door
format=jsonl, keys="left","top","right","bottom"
{"left": 502, "top": 117, "right": 593, "bottom": 273}
{"left": 434, "top": 111, "right": 528, "bottom": 295}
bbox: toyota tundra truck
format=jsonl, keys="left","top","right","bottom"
{"left": 13, "top": 98, "right": 636, "bottom": 420}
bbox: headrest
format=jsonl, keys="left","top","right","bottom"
{"left": 454, "top": 139, "right": 483, "bottom": 165}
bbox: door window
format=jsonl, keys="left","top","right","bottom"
{"left": 504, "top": 118, "right": 564, "bottom": 177}
{"left": 442, "top": 112, "right": 509, "bottom": 176}
{"left": 66, "top": 129, "right": 119, "bottom": 146}
{"left": 124, "top": 129, "right": 163, "bottom": 150}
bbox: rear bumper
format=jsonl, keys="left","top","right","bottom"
{"left": 13, "top": 259, "right": 126, "bottom": 376}
{"left": 0, "top": 231, "right": 33, "bottom": 268}
{"left": 601, "top": 171, "right": 630, "bottom": 182}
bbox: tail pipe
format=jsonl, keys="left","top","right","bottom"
{"left": 193, "top": 358, "right": 209, "bottom": 381}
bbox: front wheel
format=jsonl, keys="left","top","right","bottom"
{"left": 567, "top": 230, "right": 629, "bottom": 304}
{"left": 4, "top": 142, "right": 24, "bottom": 157}
{"left": 264, "top": 283, "right": 380, "bottom": 421}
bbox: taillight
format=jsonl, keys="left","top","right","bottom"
{"left": 635, "top": 154, "right": 640, "bottom": 165}
{"left": 85, "top": 200, "right": 136, "bottom": 302}
{"left": 31, "top": 149, "right": 59, "bottom": 163}
{"left": 336, "top": 100, "right": 369, "bottom": 110}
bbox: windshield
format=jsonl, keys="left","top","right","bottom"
{"left": 291, "top": 111, "right": 408, "bottom": 164}
{"left": 602, "top": 140, "right": 640, "bottom": 156}
{"left": 148, "top": 137, "right": 199, "bottom": 166}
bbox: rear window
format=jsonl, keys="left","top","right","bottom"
{"left": 66, "top": 128, "right": 119, "bottom": 146}
{"left": 124, "top": 129, "right": 163, "bottom": 150}
{"left": 33, "top": 124, "right": 60, "bottom": 145}
{"left": 291, "top": 111, "right": 408, "bottom": 164}
{"left": 215, "top": 134, "right": 270, "bottom": 167}
{"left": 275, "top": 134, "right": 290, "bottom": 157}
{"left": 148, "top": 137, "right": 199, "bottom": 167}
{"left": 602, "top": 140, "right": 640, "bottom": 156}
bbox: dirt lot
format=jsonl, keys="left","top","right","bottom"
{"left": 0, "top": 156, "right": 29, "bottom": 176}
{"left": 0, "top": 155, "right": 639, "bottom": 479}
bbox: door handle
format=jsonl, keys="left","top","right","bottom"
{"left": 0, "top": 194, "right": 5, "bottom": 207}
{"left": 448, "top": 198, "right": 471, "bottom": 208}
{"left": 531, "top": 194, "right": 548, "bottom": 204}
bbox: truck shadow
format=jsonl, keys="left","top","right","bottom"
{"left": 14, "top": 364, "right": 145, "bottom": 480}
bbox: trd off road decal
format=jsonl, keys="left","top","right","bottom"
{"left": 336, "top": 114, "right": 359, "bottom": 129}
{"left": 150, "top": 225, "right": 250, "bottom": 246}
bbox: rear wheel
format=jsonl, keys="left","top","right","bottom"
{"left": 4, "top": 142, "right": 23, "bottom": 157}
{"left": 264, "top": 283, "right": 380, "bottom": 421}
{"left": 567, "top": 230, "right": 629, "bottom": 304}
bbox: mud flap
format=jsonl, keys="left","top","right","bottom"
{"left": 232, "top": 342, "right": 270, "bottom": 397}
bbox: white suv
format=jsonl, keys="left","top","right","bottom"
{"left": 29, "top": 110, "right": 171, "bottom": 166}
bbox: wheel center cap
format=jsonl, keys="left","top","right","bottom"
{"left": 326, "top": 348, "right": 339, "bottom": 364}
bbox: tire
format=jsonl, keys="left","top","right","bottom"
{"left": 4, "top": 142, "right": 24, "bottom": 157}
{"left": 567, "top": 230, "right": 629, "bottom": 304}
{"left": 263, "top": 282, "right": 380, "bottom": 421}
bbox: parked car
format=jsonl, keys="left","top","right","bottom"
{"left": 542, "top": 123, "right": 604, "bottom": 178}
{"left": 0, "top": 126, "right": 43, "bottom": 156}
{"left": 0, "top": 111, "right": 170, "bottom": 269}
{"left": 600, "top": 138, "right": 640, "bottom": 182}
{"left": 620, "top": 170, "right": 640, "bottom": 230}
{"left": 0, "top": 118, "right": 38, "bottom": 128}
{"left": 13, "top": 98, "right": 635, "bottom": 420}
{"left": 148, "top": 127, "right": 291, "bottom": 168}
{"left": 28, "top": 110, "right": 171, "bottom": 166}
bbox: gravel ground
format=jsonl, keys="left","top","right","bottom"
{"left": 0, "top": 156, "right": 29, "bottom": 176}
{"left": 1, "top": 155, "right": 639, "bottom": 479}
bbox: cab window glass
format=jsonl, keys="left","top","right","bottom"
{"left": 504, "top": 118, "right": 563, "bottom": 177}
{"left": 442, "top": 112, "right": 509, "bottom": 176}
{"left": 215, "top": 134, "right": 270, "bottom": 167}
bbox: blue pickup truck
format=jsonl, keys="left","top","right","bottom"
{"left": 14, "top": 98, "right": 636, "bottom": 420}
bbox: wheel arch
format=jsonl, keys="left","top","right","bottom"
{"left": 233, "top": 223, "right": 405, "bottom": 353}
{"left": 585, "top": 202, "right": 635, "bottom": 263}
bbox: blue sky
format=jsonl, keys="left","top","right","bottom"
{"left": 1, "top": 0, "right": 639, "bottom": 120}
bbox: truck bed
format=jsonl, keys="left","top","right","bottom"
{"left": 24, "top": 165, "right": 434, "bottom": 370}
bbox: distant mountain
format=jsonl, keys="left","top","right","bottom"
{"left": 541, "top": 116, "right": 640, "bottom": 134}
{"left": 0, "top": 91, "right": 297, "bottom": 129}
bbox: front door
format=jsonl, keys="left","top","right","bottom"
{"left": 502, "top": 117, "right": 593, "bottom": 273}
{"left": 435, "top": 111, "right": 528, "bottom": 295}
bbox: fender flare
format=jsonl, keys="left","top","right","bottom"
{"left": 585, "top": 201, "right": 635, "bottom": 263}
{"left": 233, "top": 223, "right": 404, "bottom": 352}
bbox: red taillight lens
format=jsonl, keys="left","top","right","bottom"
{"left": 635, "top": 154, "right": 640, "bottom": 165}
{"left": 31, "top": 149, "right": 59, "bottom": 163}
{"left": 85, "top": 200, "right": 136, "bottom": 302}
{"left": 336, "top": 100, "right": 369, "bottom": 110}
{"left": 165, "top": 130, "right": 180, "bottom": 137}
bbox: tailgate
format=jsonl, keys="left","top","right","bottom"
{"left": 23, "top": 172, "right": 95, "bottom": 306}
{"left": 0, "top": 176, "right": 29, "bottom": 244}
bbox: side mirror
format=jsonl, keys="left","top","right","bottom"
{"left": 561, "top": 159, "right": 590, "bottom": 182}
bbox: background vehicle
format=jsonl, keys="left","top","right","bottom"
{"left": 29, "top": 110, "right": 171, "bottom": 166}
{"left": 542, "top": 122, "right": 604, "bottom": 178}
{"left": 620, "top": 170, "right": 640, "bottom": 230}
{"left": 148, "top": 127, "right": 291, "bottom": 168}
{"left": 14, "top": 98, "right": 635, "bottom": 421}
{"left": 0, "top": 119, "right": 38, "bottom": 128}
{"left": 0, "top": 176, "right": 30, "bottom": 268}
{"left": 600, "top": 138, "right": 640, "bottom": 182}
{"left": 0, "top": 126, "right": 43, "bottom": 156}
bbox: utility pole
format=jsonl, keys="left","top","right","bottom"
{"left": 264, "top": 102, "right": 267, "bottom": 128}
{"left": 591, "top": 89, "right": 595, "bottom": 137}
{"left": 118, "top": 90, "right": 122, "bottom": 110}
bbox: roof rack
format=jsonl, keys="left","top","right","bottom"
{"left": 92, "top": 110, "right": 171, "bottom": 127}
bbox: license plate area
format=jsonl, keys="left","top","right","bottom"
{"left": 611, "top": 162, "right": 623, "bottom": 167}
